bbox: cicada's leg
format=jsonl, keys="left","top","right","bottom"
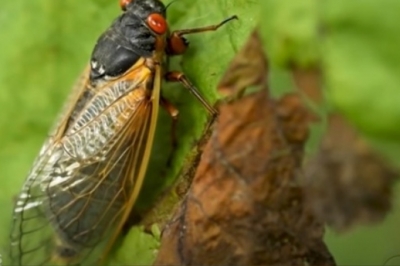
{"left": 165, "top": 71, "right": 217, "bottom": 115}
{"left": 166, "top": 15, "right": 238, "bottom": 56}
{"left": 160, "top": 96, "right": 179, "bottom": 150}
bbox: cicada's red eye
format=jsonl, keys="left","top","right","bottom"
{"left": 147, "top": 13, "right": 167, "bottom": 35}
{"left": 120, "top": 0, "right": 132, "bottom": 11}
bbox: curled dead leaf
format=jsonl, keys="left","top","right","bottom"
{"left": 303, "top": 114, "right": 399, "bottom": 231}
{"left": 154, "top": 29, "right": 335, "bottom": 266}
{"left": 217, "top": 29, "right": 268, "bottom": 97}
{"left": 291, "top": 67, "right": 399, "bottom": 231}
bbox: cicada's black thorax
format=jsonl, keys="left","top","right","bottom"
{"left": 89, "top": 0, "right": 166, "bottom": 81}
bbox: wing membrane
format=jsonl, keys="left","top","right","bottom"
{"left": 10, "top": 62, "right": 160, "bottom": 266}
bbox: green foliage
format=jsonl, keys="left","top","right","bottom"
{"left": 0, "top": 0, "right": 399, "bottom": 265}
{"left": 109, "top": 226, "right": 160, "bottom": 265}
{"left": 260, "top": 0, "right": 400, "bottom": 154}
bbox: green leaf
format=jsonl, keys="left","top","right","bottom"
{"left": 259, "top": 0, "right": 320, "bottom": 67}
{"left": 108, "top": 226, "right": 160, "bottom": 265}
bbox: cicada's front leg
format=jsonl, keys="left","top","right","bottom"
{"left": 166, "top": 15, "right": 238, "bottom": 56}
{"left": 164, "top": 15, "right": 238, "bottom": 115}
{"left": 161, "top": 15, "right": 238, "bottom": 162}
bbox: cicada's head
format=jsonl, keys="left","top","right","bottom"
{"left": 89, "top": 0, "right": 168, "bottom": 80}
{"left": 120, "top": 0, "right": 168, "bottom": 36}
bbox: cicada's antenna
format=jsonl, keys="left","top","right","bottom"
{"left": 164, "top": 0, "right": 179, "bottom": 12}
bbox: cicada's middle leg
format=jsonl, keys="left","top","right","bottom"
{"left": 160, "top": 96, "right": 179, "bottom": 151}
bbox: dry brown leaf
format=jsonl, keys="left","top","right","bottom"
{"left": 217, "top": 30, "right": 268, "bottom": 97}
{"left": 291, "top": 67, "right": 399, "bottom": 231}
{"left": 154, "top": 29, "right": 335, "bottom": 266}
{"left": 303, "top": 114, "right": 399, "bottom": 231}
{"left": 292, "top": 68, "right": 322, "bottom": 104}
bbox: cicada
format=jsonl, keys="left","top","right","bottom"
{"left": 9, "top": 0, "right": 237, "bottom": 265}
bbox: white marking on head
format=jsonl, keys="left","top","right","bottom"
{"left": 91, "top": 60, "right": 98, "bottom": 69}
{"left": 98, "top": 65, "right": 105, "bottom": 75}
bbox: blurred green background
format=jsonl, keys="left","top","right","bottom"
{"left": 0, "top": 0, "right": 399, "bottom": 265}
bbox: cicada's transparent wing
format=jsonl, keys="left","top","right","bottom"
{"left": 48, "top": 66, "right": 91, "bottom": 139}
{"left": 10, "top": 60, "right": 160, "bottom": 266}
{"left": 9, "top": 67, "right": 92, "bottom": 265}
